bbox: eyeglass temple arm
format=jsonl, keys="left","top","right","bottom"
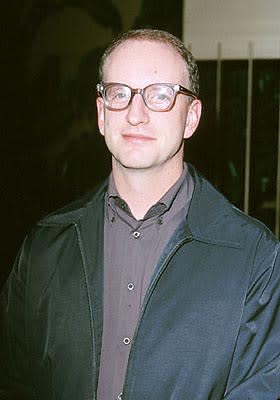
{"left": 178, "top": 85, "right": 198, "bottom": 99}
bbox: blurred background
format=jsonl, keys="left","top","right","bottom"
{"left": 1, "top": 0, "right": 280, "bottom": 287}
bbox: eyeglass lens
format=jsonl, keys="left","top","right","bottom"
{"left": 105, "top": 84, "right": 131, "bottom": 109}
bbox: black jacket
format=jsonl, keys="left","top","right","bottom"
{"left": 1, "top": 166, "right": 280, "bottom": 399}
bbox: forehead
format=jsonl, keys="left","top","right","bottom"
{"left": 103, "top": 39, "right": 188, "bottom": 86}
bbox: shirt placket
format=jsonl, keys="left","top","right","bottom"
{"left": 117, "top": 220, "right": 144, "bottom": 360}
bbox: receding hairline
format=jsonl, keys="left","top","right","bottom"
{"left": 101, "top": 38, "right": 189, "bottom": 83}
{"left": 98, "top": 29, "right": 200, "bottom": 96}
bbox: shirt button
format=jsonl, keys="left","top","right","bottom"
{"left": 123, "top": 337, "right": 131, "bottom": 345}
{"left": 127, "top": 282, "right": 135, "bottom": 291}
{"left": 121, "top": 202, "right": 127, "bottom": 210}
{"left": 133, "top": 231, "right": 141, "bottom": 238}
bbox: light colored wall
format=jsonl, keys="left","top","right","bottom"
{"left": 183, "top": 0, "right": 280, "bottom": 59}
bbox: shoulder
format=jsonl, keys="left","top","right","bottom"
{"left": 18, "top": 178, "right": 108, "bottom": 263}
{"left": 6, "top": 179, "right": 108, "bottom": 290}
{"left": 188, "top": 164, "right": 278, "bottom": 250}
{"left": 37, "top": 178, "right": 108, "bottom": 227}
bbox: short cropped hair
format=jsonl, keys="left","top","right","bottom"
{"left": 99, "top": 29, "right": 199, "bottom": 97}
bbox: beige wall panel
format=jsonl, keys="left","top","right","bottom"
{"left": 183, "top": 0, "right": 280, "bottom": 59}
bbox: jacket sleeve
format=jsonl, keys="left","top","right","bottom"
{"left": 0, "top": 235, "right": 36, "bottom": 400}
{"left": 224, "top": 233, "right": 280, "bottom": 400}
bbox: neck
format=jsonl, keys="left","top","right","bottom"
{"left": 112, "top": 161, "right": 184, "bottom": 220}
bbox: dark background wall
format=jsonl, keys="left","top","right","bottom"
{"left": 2, "top": 1, "right": 279, "bottom": 288}
{"left": 1, "top": 0, "right": 183, "bottom": 287}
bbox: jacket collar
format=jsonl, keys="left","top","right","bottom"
{"left": 42, "top": 165, "right": 242, "bottom": 249}
{"left": 187, "top": 164, "right": 242, "bottom": 248}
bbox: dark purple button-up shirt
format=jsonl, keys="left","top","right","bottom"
{"left": 97, "top": 165, "right": 194, "bottom": 400}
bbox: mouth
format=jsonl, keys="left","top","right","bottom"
{"left": 122, "top": 133, "right": 156, "bottom": 143}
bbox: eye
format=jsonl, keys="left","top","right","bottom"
{"left": 153, "top": 92, "right": 169, "bottom": 101}
{"left": 107, "top": 86, "right": 130, "bottom": 104}
{"left": 114, "top": 91, "right": 129, "bottom": 100}
{"left": 147, "top": 85, "right": 173, "bottom": 104}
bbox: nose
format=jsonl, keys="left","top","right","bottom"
{"left": 126, "top": 92, "right": 149, "bottom": 126}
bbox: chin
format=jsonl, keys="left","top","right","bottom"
{"left": 115, "top": 157, "right": 156, "bottom": 170}
{"left": 122, "top": 162, "right": 154, "bottom": 170}
{"left": 113, "top": 151, "right": 155, "bottom": 169}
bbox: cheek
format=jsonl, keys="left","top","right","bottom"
{"left": 104, "top": 119, "right": 117, "bottom": 138}
{"left": 104, "top": 111, "right": 124, "bottom": 131}
{"left": 103, "top": 116, "right": 124, "bottom": 146}
{"left": 159, "top": 113, "right": 186, "bottom": 139}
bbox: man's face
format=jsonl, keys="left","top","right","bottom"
{"left": 96, "top": 39, "right": 201, "bottom": 173}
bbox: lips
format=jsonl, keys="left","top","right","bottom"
{"left": 122, "top": 133, "right": 155, "bottom": 143}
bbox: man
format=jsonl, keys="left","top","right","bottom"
{"left": 1, "top": 29, "right": 280, "bottom": 400}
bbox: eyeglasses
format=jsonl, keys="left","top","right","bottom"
{"left": 96, "top": 82, "right": 197, "bottom": 112}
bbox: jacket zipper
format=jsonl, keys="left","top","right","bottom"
{"left": 122, "top": 233, "right": 193, "bottom": 398}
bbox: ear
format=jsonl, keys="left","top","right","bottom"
{"left": 184, "top": 99, "right": 202, "bottom": 139}
{"left": 96, "top": 97, "right": 105, "bottom": 136}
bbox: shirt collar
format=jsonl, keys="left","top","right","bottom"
{"left": 105, "top": 163, "right": 193, "bottom": 222}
